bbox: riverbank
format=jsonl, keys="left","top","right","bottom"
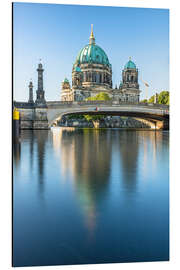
{"left": 56, "top": 116, "right": 151, "bottom": 129}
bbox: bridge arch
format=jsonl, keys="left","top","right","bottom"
{"left": 46, "top": 102, "right": 169, "bottom": 130}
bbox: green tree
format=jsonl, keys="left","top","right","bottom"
{"left": 144, "top": 91, "right": 169, "bottom": 105}
{"left": 140, "top": 99, "right": 148, "bottom": 103}
{"left": 66, "top": 114, "right": 85, "bottom": 120}
{"left": 84, "top": 92, "right": 111, "bottom": 126}
{"left": 148, "top": 95, "right": 155, "bottom": 103}
{"left": 158, "top": 91, "right": 169, "bottom": 105}
{"left": 86, "top": 92, "right": 111, "bottom": 101}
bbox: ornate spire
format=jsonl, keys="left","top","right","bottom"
{"left": 89, "top": 24, "right": 95, "bottom": 45}
{"left": 129, "top": 56, "right": 132, "bottom": 61}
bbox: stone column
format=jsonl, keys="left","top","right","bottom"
{"left": 104, "top": 73, "right": 106, "bottom": 83}
{"left": 35, "top": 62, "right": 46, "bottom": 105}
{"left": 102, "top": 72, "right": 104, "bottom": 83}
{"left": 90, "top": 72, "right": 92, "bottom": 82}
{"left": 28, "top": 81, "right": 34, "bottom": 103}
{"left": 96, "top": 72, "right": 99, "bottom": 83}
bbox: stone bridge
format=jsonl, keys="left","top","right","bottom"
{"left": 14, "top": 101, "right": 169, "bottom": 130}
{"left": 46, "top": 101, "right": 169, "bottom": 129}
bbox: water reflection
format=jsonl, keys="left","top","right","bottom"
{"left": 137, "top": 131, "right": 169, "bottom": 178}
{"left": 34, "top": 130, "right": 48, "bottom": 194}
{"left": 13, "top": 139, "right": 21, "bottom": 168}
{"left": 29, "top": 130, "right": 34, "bottom": 170}
{"left": 118, "top": 131, "right": 139, "bottom": 190}
{"left": 13, "top": 128, "right": 169, "bottom": 266}
{"left": 16, "top": 130, "right": 48, "bottom": 194}
{"left": 52, "top": 127, "right": 76, "bottom": 179}
{"left": 52, "top": 128, "right": 112, "bottom": 233}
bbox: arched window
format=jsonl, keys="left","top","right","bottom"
{"left": 92, "top": 73, "right": 95, "bottom": 82}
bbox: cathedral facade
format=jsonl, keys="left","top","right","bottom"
{"left": 61, "top": 25, "right": 141, "bottom": 102}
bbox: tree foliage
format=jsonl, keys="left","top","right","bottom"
{"left": 86, "top": 92, "right": 111, "bottom": 101}
{"left": 84, "top": 92, "right": 111, "bottom": 124}
{"left": 158, "top": 91, "right": 169, "bottom": 105}
{"left": 141, "top": 91, "right": 169, "bottom": 105}
{"left": 140, "top": 99, "right": 148, "bottom": 103}
{"left": 148, "top": 95, "right": 155, "bottom": 103}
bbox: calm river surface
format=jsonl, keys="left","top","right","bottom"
{"left": 13, "top": 128, "right": 169, "bottom": 266}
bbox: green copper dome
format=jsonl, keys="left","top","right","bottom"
{"left": 75, "top": 66, "right": 82, "bottom": 72}
{"left": 74, "top": 25, "right": 111, "bottom": 68}
{"left": 124, "top": 58, "right": 136, "bottom": 69}
{"left": 63, "top": 78, "right": 69, "bottom": 83}
{"left": 75, "top": 44, "right": 111, "bottom": 67}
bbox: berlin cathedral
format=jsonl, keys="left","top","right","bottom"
{"left": 61, "top": 25, "right": 141, "bottom": 102}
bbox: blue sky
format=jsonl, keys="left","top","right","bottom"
{"left": 13, "top": 2, "right": 169, "bottom": 101}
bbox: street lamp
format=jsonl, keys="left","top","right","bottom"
{"left": 140, "top": 78, "right": 149, "bottom": 101}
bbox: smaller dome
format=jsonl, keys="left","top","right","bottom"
{"left": 75, "top": 66, "right": 82, "bottom": 72}
{"left": 124, "top": 58, "right": 136, "bottom": 69}
{"left": 63, "top": 78, "right": 69, "bottom": 83}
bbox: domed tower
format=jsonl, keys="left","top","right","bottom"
{"left": 121, "top": 57, "right": 141, "bottom": 102}
{"left": 61, "top": 78, "right": 73, "bottom": 101}
{"left": 72, "top": 25, "right": 112, "bottom": 101}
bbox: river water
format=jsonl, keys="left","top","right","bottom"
{"left": 13, "top": 128, "right": 169, "bottom": 266}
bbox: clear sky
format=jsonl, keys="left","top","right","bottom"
{"left": 13, "top": 2, "right": 169, "bottom": 101}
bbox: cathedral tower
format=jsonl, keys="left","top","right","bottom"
{"left": 120, "top": 57, "right": 140, "bottom": 102}
{"left": 61, "top": 78, "right": 73, "bottom": 101}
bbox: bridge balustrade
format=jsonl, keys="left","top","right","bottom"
{"left": 13, "top": 101, "right": 35, "bottom": 108}
{"left": 14, "top": 100, "right": 169, "bottom": 111}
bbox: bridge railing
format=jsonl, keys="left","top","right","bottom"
{"left": 46, "top": 101, "right": 73, "bottom": 105}
{"left": 13, "top": 101, "right": 48, "bottom": 109}
{"left": 77, "top": 101, "right": 169, "bottom": 109}
{"left": 14, "top": 100, "right": 169, "bottom": 110}
{"left": 77, "top": 100, "right": 113, "bottom": 105}
{"left": 13, "top": 101, "right": 35, "bottom": 108}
